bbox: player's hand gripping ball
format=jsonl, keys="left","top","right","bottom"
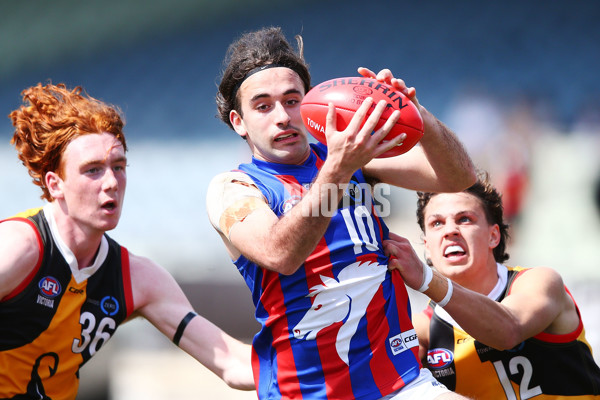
{"left": 300, "top": 77, "right": 424, "bottom": 158}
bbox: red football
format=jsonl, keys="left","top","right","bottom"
{"left": 300, "top": 77, "right": 424, "bottom": 158}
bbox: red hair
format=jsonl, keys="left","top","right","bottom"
{"left": 9, "top": 83, "right": 127, "bottom": 201}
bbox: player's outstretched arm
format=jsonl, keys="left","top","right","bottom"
{"left": 128, "top": 253, "right": 255, "bottom": 390}
{"left": 383, "top": 232, "right": 579, "bottom": 351}
{"left": 359, "top": 67, "right": 476, "bottom": 193}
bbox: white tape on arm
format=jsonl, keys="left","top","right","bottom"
{"left": 437, "top": 278, "right": 454, "bottom": 307}
{"left": 417, "top": 263, "right": 434, "bottom": 293}
{"left": 206, "top": 171, "right": 267, "bottom": 236}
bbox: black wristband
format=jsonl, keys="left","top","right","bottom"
{"left": 173, "top": 311, "right": 198, "bottom": 346}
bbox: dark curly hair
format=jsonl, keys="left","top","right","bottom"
{"left": 416, "top": 171, "right": 510, "bottom": 263}
{"left": 216, "top": 26, "right": 311, "bottom": 130}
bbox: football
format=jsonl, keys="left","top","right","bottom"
{"left": 300, "top": 77, "right": 424, "bottom": 158}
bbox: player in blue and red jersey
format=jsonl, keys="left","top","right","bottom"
{"left": 206, "top": 26, "right": 476, "bottom": 400}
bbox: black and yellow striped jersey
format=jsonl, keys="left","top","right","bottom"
{"left": 425, "top": 265, "right": 600, "bottom": 399}
{"left": 0, "top": 207, "right": 134, "bottom": 399}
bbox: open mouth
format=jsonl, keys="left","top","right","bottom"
{"left": 274, "top": 132, "right": 298, "bottom": 142}
{"left": 101, "top": 201, "right": 117, "bottom": 211}
{"left": 444, "top": 245, "right": 465, "bottom": 258}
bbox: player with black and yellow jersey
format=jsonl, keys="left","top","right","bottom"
{"left": 0, "top": 83, "right": 254, "bottom": 399}
{"left": 424, "top": 264, "right": 600, "bottom": 398}
{"left": 1, "top": 207, "right": 133, "bottom": 398}
{"left": 383, "top": 172, "right": 600, "bottom": 398}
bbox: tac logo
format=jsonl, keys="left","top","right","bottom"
{"left": 38, "top": 276, "right": 61, "bottom": 298}
{"left": 100, "top": 296, "right": 120, "bottom": 316}
{"left": 427, "top": 348, "right": 454, "bottom": 369}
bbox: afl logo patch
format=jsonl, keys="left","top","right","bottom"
{"left": 389, "top": 329, "right": 419, "bottom": 356}
{"left": 38, "top": 276, "right": 61, "bottom": 298}
{"left": 100, "top": 296, "right": 120, "bottom": 316}
{"left": 279, "top": 195, "right": 302, "bottom": 214}
{"left": 388, "top": 333, "right": 407, "bottom": 355}
{"left": 427, "top": 348, "right": 454, "bottom": 369}
{"left": 390, "top": 337, "right": 405, "bottom": 352}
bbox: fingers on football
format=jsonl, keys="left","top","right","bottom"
{"left": 370, "top": 108, "right": 400, "bottom": 149}
{"left": 346, "top": 97, "right": 375, "bottom": 135}
{"left": 325, "top": 102, "right": 337, "bottom": 134}
{"left": 357, "top": 66, "right": 376, "bottom": 78}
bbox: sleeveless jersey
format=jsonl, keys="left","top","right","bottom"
{"left": 425, "top": 265, "right": 600, "bottom": 399}
{"left": 234, "top": 143, "right": 420, "bottom": 399}
{"left": 0, "top": 207, "right": 134, "bottom": 400}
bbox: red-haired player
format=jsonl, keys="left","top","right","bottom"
{"left": 0, "top": 83, "right": 254, "bottom": 399}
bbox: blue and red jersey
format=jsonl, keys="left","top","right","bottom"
{"left": 235, "top": 143, "right": 421, "bottom": 399}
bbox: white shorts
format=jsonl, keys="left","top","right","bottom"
{"left": 379, "top": 369, "right": 452, "bottom": 400}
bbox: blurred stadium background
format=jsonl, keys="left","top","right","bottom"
{"left": 1, "top": 0, "right": 599, "bottom": 398}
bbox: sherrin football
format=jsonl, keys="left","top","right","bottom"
{"left": 300, "top": 77, "right": 424, "bottom": 158}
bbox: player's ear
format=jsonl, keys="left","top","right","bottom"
{"left": 46, "top": 171, "right": 64, "bottom": 200}
{"left": 489, "top": 224, "right": 501, "bottom": 249}
{"left": 230, "top": 110, "right": 247, "bottom": 139}
{"left": 422, "top": 235, "right": 433, "bottom": 264}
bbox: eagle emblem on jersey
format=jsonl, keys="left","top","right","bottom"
{"left": 292, "top": 261, "right": 386, "bottom": 364}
